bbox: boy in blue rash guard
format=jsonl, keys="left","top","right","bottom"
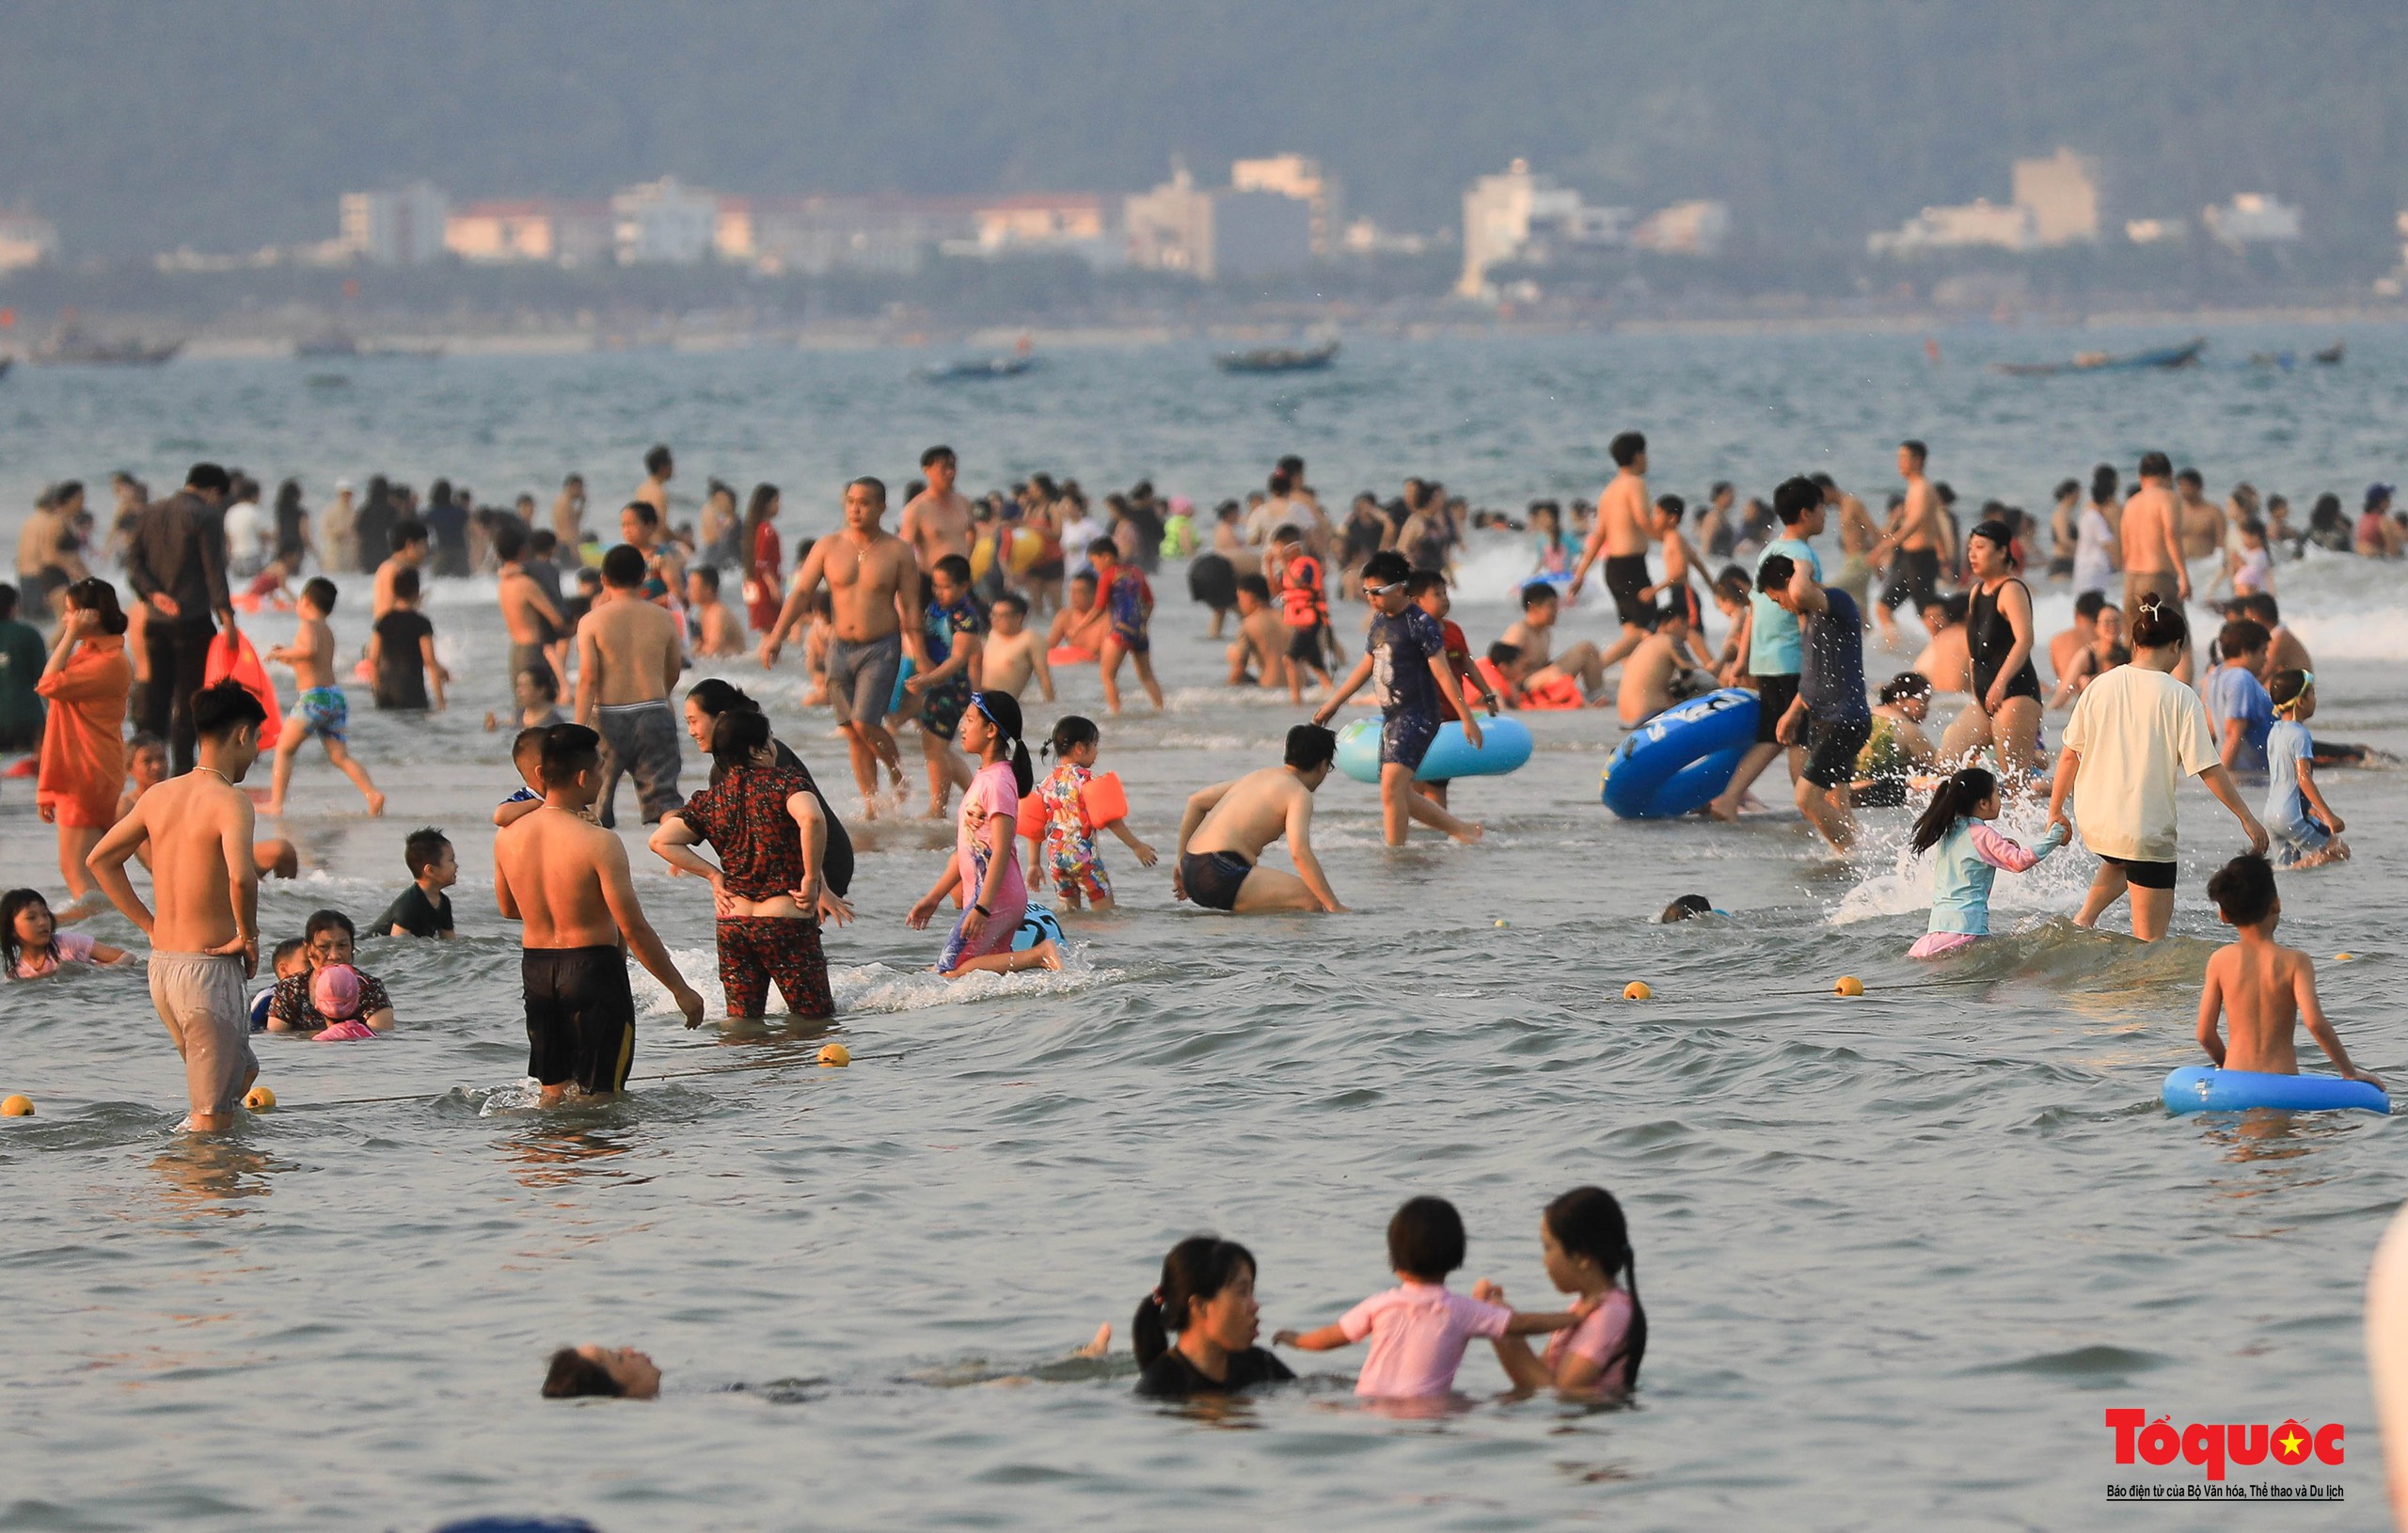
{"left": 1708, "top": 475, "right": 1826, "bottom": 823}
{"left": 1761, "top": 548, "right": 1869, "bottom": 854}
{"left": 2262, "top": 671, "right": 2349, "bottom": 867}
{"left": 1311, "top": 552, "right": 1484, "bottom": 846}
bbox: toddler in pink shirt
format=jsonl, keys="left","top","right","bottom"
{"left": 1275, "top": 1195, "right": 1594, "bottom": 1399}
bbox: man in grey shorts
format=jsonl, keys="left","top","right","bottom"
{"left": 88, "top": 681, "right": 267, "bottom": 1132}
{"left": 576, "top": 545, "right": 687, "bottom": 828}
{"left": 759, "top": 477, "right": 922, "bottom": 815}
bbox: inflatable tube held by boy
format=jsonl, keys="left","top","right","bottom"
{"left": 888, "top": 656, "right": 917, "bottom": 717}
{"left": 1335, "top": 717, "right": 1533, "bottom": 784}
{"left": 2162, "top": 1065, "right": 2388, "bottom": 1114}
{"left": 1012, "top": 906, "right": 1067, "bottom": 953}
{"left": 1600, "top": 687, "right": 1760, "bottom": 819}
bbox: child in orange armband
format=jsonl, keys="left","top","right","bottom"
{"left": 1024, "top": 714, "right": 1155, "bottom": 910}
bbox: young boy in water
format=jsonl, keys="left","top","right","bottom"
{"left": 1227, "top": 575, "right": 1286, "bottom": 689}
{"left": 2263, "top": 671, "right": 2348, "bottom": 867}
{"left": 377, "top": 826, "right": 457, "bottom": 939}
{"left": 265, "top": 577, "right": 385, "bottom": 816}
{"left": 1310, "top": 552, "right": 1483, "bottom": 846}
{"left": 1088, "top": 540, "right": 1164, "bottom": 714}
{"left": 2194, "top": 853, "right": 2380, "bottom": 1086}
{"left": 981, "top": 593, "right": 1054, "bottom": 702}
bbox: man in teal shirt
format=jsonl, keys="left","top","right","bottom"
{"left": 1708, "top": 477, "right": 1826, "bottom": 821}
{"left": 0, "top": 583, "right": 48, "bottom": 753}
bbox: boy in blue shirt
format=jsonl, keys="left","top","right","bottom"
{"left": 1312, "top": 552, "right": 1484, "bottom": 846}
{"left": 2205, "top": 618, "right": 2274, "bottom": 773}
{"left": 2262, "top": 670, "right": 2348, "bottom": 867}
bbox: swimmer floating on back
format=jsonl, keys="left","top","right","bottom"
{"left": 1906, "top": 766, "right": 2066, "bottom": 957}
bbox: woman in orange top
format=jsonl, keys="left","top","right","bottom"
{"left": 742, "top": 483, "right": 784, "bottom": 635}
{"left": 36, "top": 577, "right": 133, "bottom": 918}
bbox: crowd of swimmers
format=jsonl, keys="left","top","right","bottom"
{"left": 0, "top": 430, "right": 2393, "bottom": 1404}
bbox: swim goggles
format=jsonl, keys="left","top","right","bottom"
{"left": 2274, "top": 671, "right": 2314, "bottom": 713}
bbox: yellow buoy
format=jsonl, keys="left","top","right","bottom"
{"left": 1, "top": 1095, "right": 32, "bottom": 1116}
{"left": 1623, "top": 981, "right": 1652, "bottom": 1001}
{"left": 2336, "top": 953, "right": 2356, "bottom": 962}
{"left": 817, "top": 1043, "right": 851, "bottom": 1068}
{"left": 1834, "top": 975, "right": 1865, "bottom": 997}
{"left": 1495, "top": 919, "right": 1510, "bottom": 928}
{"left": 244, "top": 1085, "right": 277, "bottom": 1111}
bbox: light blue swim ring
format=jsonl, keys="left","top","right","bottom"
{"left": 1012, "top": 906, "right": 1067, "bottom": 953}
{"left": 2162, "top": 1065, "right": 2388, "bottom": 1114}
{"left": 1335, "top": 716, "right": 1534, "bottom": 784}
{"left": 1599, "top": 687, "right": 1760, "bottom": 819}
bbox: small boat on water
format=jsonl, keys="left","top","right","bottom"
{"left": 916, "top": 354, "right": 1038, "bottom": 382}
{"left": 2314, "top": 341, "right": 2345, "bottom": 365}
{"left": 294, "top": 330, "right": 443, "bottom": 360}
{"left": 1216, "top": 340, "right": 1339, "bottom": 374}
{"left": 0, "top": 357, "right": 12, "bottom": 383}
{"left": 33, "top": 321, "right": 181, "bottom": 366}
{"left": 1990, "top": 337, "right": 2205, "bottom": 376}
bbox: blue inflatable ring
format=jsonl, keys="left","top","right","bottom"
{"left": 1012, "top": 906, "right": 1066, "bottom": 953}
{"left": 1600, "top": 687, "right": 1761, "bottom": 819}
{"left": 1335, "top": 716, "right": 1533, "bottom": 784}
{"left": 2162, "top": 1066, "right": 2389, "bottom": 1114}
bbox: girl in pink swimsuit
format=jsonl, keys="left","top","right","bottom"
{"left": 907, "top": 691, "right": 1061, "bottom": 977}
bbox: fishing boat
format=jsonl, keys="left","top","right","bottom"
{"left": 1216, "top": 340, "right": 1339, "bottom": 374}
{"left": 916, "top": 354, "right": 1038, "bottom": 382}
{"left": 1990, "top": 337, "right": 2205, "bottom": 376}
{"left": 32, "top": 321, "right": 181, "bottom": 366}
{"left": 2314, "top": 341, "right": 2345, "bottom": 365}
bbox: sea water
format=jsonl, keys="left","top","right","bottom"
{"left": 2, "top": 326, "right": 2400, "bottom": 1530}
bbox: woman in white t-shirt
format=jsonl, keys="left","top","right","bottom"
{"left": 2046, "top": 595, "right": 2267, "bottom": 940}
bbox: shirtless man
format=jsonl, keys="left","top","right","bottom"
{"left": 762, "top": 478, "right": 920, "bottom": 811}
{"left": 1873, "top": 440, "right": 1948, "bottom": 647}
{"left": 2174, "top": 467, "right": 2226, "bottom": 563}
{"left": 87, "top": 681, "right": 266, "bottom": 1132}
{"left": 1499, "top": 582, "right": 1607, "bottom": 701}
{"left": 899, "top": 445, "right": 974, "bottom": 573}
{"left": 496, "top": 523, "right": 566, "bottom": 689}
{"left": 1227, "top": 574, "right": 1286, "bottom": 688}
{"left": 551, "top": 474, "right": 587, "bottom": 561}
{"left": 2119, "top": 451, "right": 2190, "bottom": 612}
{"left": 1640, "top": 496, "right": 1719, "bottom": 672}
{"left": 685, "top": 567, "right": 743, "bottom": 658}
{"left": 495, "top": 723, "right": 704, "bottom": 1103}
{"left": 372, "top": 519, "right": 430, "bottom": 619}
{"left": 1045, "top": 570, "right": 1110, "bottom": 658}
{"left": 1616, "top": 597, "right": 1713, "bottom": 725}
{"left": 575, "top": 545, "right": 685, "bottom": 829}
{"left": 265, "top": 577, "right": 383, "bottom": 815}
{"left": 1172, "top": 723, "right": 1346, "bottom": 914}
{"left": 1566, "top": 431, "right": 1656, "bottom": 669}
{"left": 981, "top": 593, "right": 1054, "bottom": 701}
{"left": 1821, "top": 473, "right": 1882, "bottom": 618}
{"left": 635, "top": 445, "right": 673, "bottom": 521}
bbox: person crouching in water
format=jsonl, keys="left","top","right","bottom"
{"left": 907, "top": 690, "right": 1060, "bottom": 976}
{"left": 1906, "top": 766, "right": 2066, "bottom": 957}
{"left": 649, "top": 709, "right": 847, "bottom": 1024}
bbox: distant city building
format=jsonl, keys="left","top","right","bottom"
{"left": 1342, "top": 217, "right": 1433, "bottom": 258}
{"left": 1124, "top": 164, "right": 1312, "bottom": 282}
{"left": 1871, "top": 148, "right": 2100, "bottom": 257}
{"left": 1631, "top": 200, "right": 1732, "bottom": 258}
{"left": 2124, "top": 217, "right": 2187, "bottom": 245}
{"left": 339, "top": 182, "right": 449, "bottom": 265}
{"left": 445, "top": 199, "right": 613, "bottom": 265}
{"left": 1457, "top": 159, "right": 1629, "bottom": 297}
{"left": 0, "top": 209, "right": 59, "bottom": 272}
{"left": 1869, "top": 198, "right": 2036, "bottom": 256}
{"left": 612, "top": 178, "right": 719, "bottom": 265}
{"left": 2203, "top": 193, "right": 2303, "bottom": 248}
{"left": 2011, "top": 148, "right": 2101, "bottom": 245}
{"left": 717, "top": 195, "right": 975, "bottom": 277}
{"left": 1231, "top": 153, "right": 1342, "bottom": 259}
{"left": 964, "top": 193, "right": 1122, "bottom": 268}
{"left": 1125, "top": 165, "right": 1215, "bottom": 277}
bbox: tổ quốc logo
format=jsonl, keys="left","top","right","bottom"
{"left": 2105, "top": 1409, "right": 2346, "bottom": 1502}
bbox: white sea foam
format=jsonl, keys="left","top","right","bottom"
{"left": 630, "top": 943, "right": 1110, "bottom": 1019}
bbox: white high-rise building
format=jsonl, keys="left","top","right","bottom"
{"left": 612, "top": 178, "right": 719, "bottom": 265}
{"left": 338, "top": 182, "right": 449, "bottom": 264}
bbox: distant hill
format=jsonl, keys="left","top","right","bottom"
{"left": 4, "top": 0, "right": 2404, "bottom": 263}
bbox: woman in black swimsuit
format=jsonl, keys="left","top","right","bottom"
{"left": 1941, "top": 518, "right": 2045, "bottom": 782}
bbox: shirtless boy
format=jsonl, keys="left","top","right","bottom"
{"left": 1046, "top": 571, "right": 1110, "bottom": 659}
{"left": 686, "top": 567, "right": 744, "bottom": 657}
{"left": 87, "top": 681, "right": 267, "bottom": 1132}
{"left": 576, "top": 545, "right": 686, "bottom": 829}
{"left": 2119, "top": 451, "right": 2190, "bottom": 613}
{"left": 635, "top": 445, "right": 673, "bottom": 521}
{"left": 981, "top": 593, "right": 1054, "bottom": 701}
{"left": 1499, "top": 583, "right": 1607, "bottom": 701}
{"left": 372, "top": 519, "right": 430, "bottom": 619}
{"left": 1873, "top": 441, "right": 1949, "bottom": 647}
{"left": 1173, "top": 723, "right": 1347, "bottom": 914}
{"left": 899, "top": 446, "right": 974, "bottom": 572}
{"left": 1227, "top": 574, "right": 1286, "bottom": 688}
{"left": 265, "top": 577, "right": 384, "bottom": 815}
{"left": 497, "top": 723, "right": 704, "bottom": 1101}
{"left": 2174, "top": 468, "right": 2226, "bottom": 563}
{"left": 1616, "top": 595, "right": 1714, "bottom": 724}
{"left": 2194, "top": 853, "right": 2380, "bottom": 1088}
{"left": 496, "top": 524, "right": 567, "bottom": 687}
{"left": 762, "top": 478, "right": 920, "bottom": 812}
{"left": 1566, "top": 431, "right": 1656, "bottom": 671}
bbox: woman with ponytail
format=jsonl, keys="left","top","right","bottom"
{"left": 1133, "top": 1236, "right": 1294, "bottom": 1399}
{"left": 1904, "top": 766, "right": 2066, "bottom": 957}
{"left": 908, "top": 689, "right": 1060, "bottom": 975}
{"left": 2048, "top": 592, "right": 2268, "bottom": 941}
{"left": 1475, "top": 1186, "right": 1647, "bottom": 1397}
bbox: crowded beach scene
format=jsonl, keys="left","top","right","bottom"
{"left": 5, "top": 7, "right": 2408, "bottom": 1529}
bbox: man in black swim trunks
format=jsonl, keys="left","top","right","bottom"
{"left": 494, "top": 725, "right": 704, "bottom": 1102}
{"left": 1761, "top": 552, "right": 1871, "bottom": 853}
{"left": 1567, "top": 430, "right": 1661, "bottom": 674}
{"left": 1173, "top": 724, "right": 1347, "bottom": 914}
{"left": 1874, "top": 439, "right": 1950, "bottom": 647}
